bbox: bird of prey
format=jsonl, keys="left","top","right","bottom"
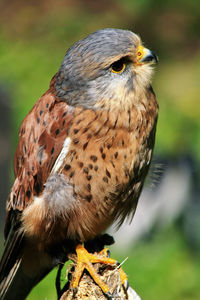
{"left": 0, "top": 28, "right": 158, "bottom": 299}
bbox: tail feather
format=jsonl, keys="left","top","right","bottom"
{"left": 0, "top": 229, "right": 24, "bottom": 283}
{"left": 0, "top": 257, "right": 52, "bottom": 300}
{"left": 0, "top": 215, "right": 53, "bottom": 299}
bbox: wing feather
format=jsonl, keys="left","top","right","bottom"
{"left": 7, "top": 76, "right": 74, "bottom": 216}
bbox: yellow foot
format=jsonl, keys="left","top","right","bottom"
{"left": 99, "top": 247, "right": 128, "bottom": 288}
{"left": 70, "top": 244, "right": 128, "bottom": 297}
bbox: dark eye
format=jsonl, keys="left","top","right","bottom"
{"left": 111, "top": 59, "right": 126, "bottom": 74}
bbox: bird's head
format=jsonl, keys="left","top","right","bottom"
{"left": 55, "top": 28, "right": 158, "bottom": 110}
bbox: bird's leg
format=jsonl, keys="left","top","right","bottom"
{"left": 70, "top": 244, "right": 128, "bottom": 297}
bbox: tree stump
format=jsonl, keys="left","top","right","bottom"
{"left": 59, "top": 255, "right": 141, "bottom": 300}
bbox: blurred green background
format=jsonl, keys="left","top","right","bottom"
{"left": 0, "top": 0, "right": 199, "bottom": 299}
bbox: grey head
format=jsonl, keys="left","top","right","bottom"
{"left": 54, "top": 28, "right": 156, "bottom": 109}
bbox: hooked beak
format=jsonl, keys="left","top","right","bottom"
{"left": 137, "top": 45, "right": 158, "bottom": 64}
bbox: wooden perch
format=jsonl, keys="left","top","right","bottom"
{"left": 57, "top": 254, "right": 141, "bottom": 300}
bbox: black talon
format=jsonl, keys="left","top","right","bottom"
{"left": 105, "top": 291, "right": 113, "bottom": 299}
{"left": 106, "top": 249, "right": 111, "bottom": 257}
{"left": 72, "top": 287, "right": 77, "bottom": 297}
{"left": 123, "top": 280, "right": 129, "bottom": 292}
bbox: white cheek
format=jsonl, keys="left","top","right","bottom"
{"left": 51, "top": 137, "right": 71, "bottom": 174}
{"left": 135, "top": 64, "right": 154, "bottom": 90}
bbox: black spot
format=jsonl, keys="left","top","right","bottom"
{"left": 51, "top": 147, "right": 55, "bottom": 155}
{"left": 39, "top": 110, "right": 43, "bottom": 116}
{"left": 63, "top": 120, "right": 66, "bottom": 126}
{"left": 90, "top": 155, "right": 97, "bottom": 162}
{"left": 83, "top": 167, "right": 89, "bottom": 174}
{"left": 27, "top": 171, "right": 30, "bottom": 176}
{"left": 83, "top": 142, "right": 88, "bottom": 150}
{"left": 94, "top": 165, "right": 98, "bottom": 171}
{"left": 55, "top": 129, "right": 60, "bottom": 136}
{"left": 102, "top": 153, "right": 106, "bottom": 159}
{"left": 62, "top": 112, "right": 67, "bottom": 117}
{"left": 87, "top": 184, "right": 91, "bottom": 192}
{"left": 110, "top": 160, "right": 115, "bottom": 168}
{"left": 122, "top": 140, "right": 125, "bottom": 146}
{"left": 125, "top": 169, "right": 129, "bottom": 178}
{"left": 46, "top": 103, "right": 49, "bottom": 108}
{"left": 70, "top": 171, "right": 75, "bottom": 178}
{"left": 70, "top": 149, "right": 77, "bottom": 156}
{"left": 128, "top": 109, "right": 131, "bottom": 125}
{"left": 103, "top": 176, "right": 108, "bottom": 183}
{"left": 124, "top": 154, "right": 127, "bottom": 159}
{"left": 88, "top": 164, "right": 93, "bottom": 169}
{"left": 87, "top": 133, "right": 92, "bottom": 139}
{"left": 76, "top": 119, "right": 83, "bottom": 125}
{"left": 78, "top": 162, "right": 83, "bottom": 168}
{"left": 99, "top": 147, "right": 103, "bottom": 153}
{"left": 37, "top": 117, "right": 40, "bottom": 124}
{"left": 114, "top": 152, "right": 118, "bottom": 159}
{"left": 74, "top": 128, "right": 79, "bottom": 134}
{"left": 73, "top": 138, "right": 79, "bottom": 144}
{"left": 65, "top": 164, "right": 71, "bottom": 171}
{"left": 106, "top": 169, "right": 111, "bottom": 178}
{"left": 83, "top": 127, "right": 89, "bottom": 133}
{"left": 26, "top": 190, "right": 31, "bottom": 199}
{"left": 116, "top": 176, "right": 119, "bottom": 182}
{"left": 107, "top": 144, "right": 112, "bottom": 149}
{"left": 113, "top": 117, "right": 118, "bottom": 129}
{"left": 33, "top": 176, "right": 41, "bottom": 195}
{"left": 86, "top": 175, "right": 92, "bottom": 181}
{"left": 85, "top": 194, "right": 92, "bottom": 202}
{"left": 43, "top": 121, "right": 46, "bottom": 126}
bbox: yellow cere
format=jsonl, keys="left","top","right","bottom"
{"left": 137, "top": 45, "right": 145, "bottom": 60}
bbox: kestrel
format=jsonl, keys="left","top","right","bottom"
{"left": 0, "top": 28, "right": 158, "bottom": 299}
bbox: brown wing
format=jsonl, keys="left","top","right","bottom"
{"left": 9, "top": 78, "right": 73, "bottom": 209}
{"left": 4, "top": 75, "right": 74, "bottom": 237}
